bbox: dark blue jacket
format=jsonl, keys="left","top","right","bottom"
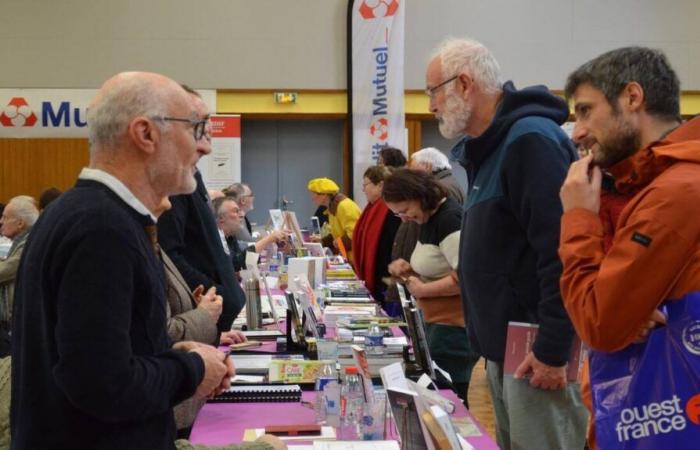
{"left": 452, "top": 81, "right": 577, "bottom": 366}
{"left": 158, "top": 171, "right": 245, "bottom": 332}
{"left": 11, "top": 180, "right": 203, "bottom": 449}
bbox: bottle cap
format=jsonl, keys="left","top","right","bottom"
{"left": 345, "top": 366, "right": 359, "bottom": 374}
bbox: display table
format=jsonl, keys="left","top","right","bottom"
{"left": 189, "top": 390, "right": 499, "bottom": 449}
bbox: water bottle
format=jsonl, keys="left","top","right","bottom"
{"left": 340, "top": 367, "right": 364, "bottom": 440}
{"left": 268, "top": 244, "right": 280, "bottom": 273}
{"left": 244, "top": 277, "right": 262, "bottom": 330}
{"left": 323, "top": 381, "right": 341, "bottom": 427}
{"left": 365, "top": 322, "right": 384, "bottom": 355}
{"left": 314, "top": 361, "right": 337, "bottom": 423}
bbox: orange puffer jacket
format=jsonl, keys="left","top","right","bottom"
{"left": 559, "top": 116, "right": 700, "bottom": 448}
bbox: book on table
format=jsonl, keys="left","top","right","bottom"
{"left": 209, "top": 384, "right": 302, "bottom": 403}
{"left": 385, "top": 387, "right": 435, "bottom": 450}
{"left": 421, "top": 404, "right": 462, "bottom": 450}
{"left": 241, "top": 329, "right": 284, "bottom": 341}
{"left": 312, "top": 441, "right": 400, "bottom": 450}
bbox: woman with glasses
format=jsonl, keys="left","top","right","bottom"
{"left": 307, "top": 177, "right": 361, "bottom": 264}
{"left": 384, "top": 168, "right": 479, "bottom": 405}
{"left": 352, "top": 165, "right": 401, "bottom": 315}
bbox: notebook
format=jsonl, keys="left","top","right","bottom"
{"left": 209, "top": 384, "right": 302, "bottom": 403}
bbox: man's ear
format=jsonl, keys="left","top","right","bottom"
{"left": 128, "top": 116, "right": 159, "bottom": 155}
{"left": 456, "top": 72, "right": 472, "bottom": 100}
{"left": 620, "top": 82, "right": 645, "bottom": 113}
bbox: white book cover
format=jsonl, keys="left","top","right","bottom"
{"left": 313, "top": 441, "right": 400, "bottom": 450}
{"left": 429, "top": 405, "right": 461, "bottom": 450}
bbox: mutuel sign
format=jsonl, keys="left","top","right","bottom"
{"left": 0, "top": 96, "right": 86, "bottom": 129}
{"left": 0, "top": 89, "right": 217, "bottom": 139}
{"left": 0, "top": 89, "right": 93, "bottom": 138}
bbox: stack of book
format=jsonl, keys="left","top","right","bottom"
{"left": 322, "top": 304, "right": 376, "bottom": 327}
{"left": 337, "top": 344, "right": 406, "bottom": 377}
{"left": 336, "top": 316, "right": 406, "bottom": 330}
{"left": 325, "top": 267, "right": 357, "bottom": 280}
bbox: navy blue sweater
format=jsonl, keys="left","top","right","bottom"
{"left": 11, "top": 179, "right": 204, "bottom": 449}
{"left": 451, "top": 81, "right": 577, "bottom": 366}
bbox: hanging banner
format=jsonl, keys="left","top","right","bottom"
{"left": 0, "top": 89, "right": 216, "bottom": 138}
{"left": 349, "top": 0, "right": 405, "bottom": 204}
{"left": 198, "top": 115, "right": 241, "bottom": 190}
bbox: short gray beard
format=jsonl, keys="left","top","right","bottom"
{"left": 439, "top": 95, "right": 472, "bottom": 139}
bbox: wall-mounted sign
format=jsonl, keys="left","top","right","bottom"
{"left": 0, "top": 89, "right": 216, "bottom": 139}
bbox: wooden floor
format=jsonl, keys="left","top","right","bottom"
{"left": 466, "top": 358, "right": 497, "bottom": 440}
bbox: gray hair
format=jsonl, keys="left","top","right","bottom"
{"left": 412, "top": 147, "right": 451, "bottom": 171}
{"left": 87, "top": 74, "right": 171, "bottom": 154}
{"left": 431, "top": 37, "right": 503, "bottom": 95}
{"left": 224, "top": 183, "right": 250, "bottom": 198}
{"left": 212, "top": 196, "right": 238, "bottom": 220}
{"left": 8, "top": 195, "right": 39, "bottom": 228}
{"left": 565, "top": 46, "right": 680, "bottom": 121}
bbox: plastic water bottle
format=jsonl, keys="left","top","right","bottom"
{"left": 365, "top": 322, "right": 384, "bottom": 355}
{"left": 268, "top": 245, "right": 280, "bottom": 273}
{"left": 323, "top": 381, "right": 341, "bottom": 427}
{"left": 340, "top": 367, "right": 364, "bottom": 439}
{"left": 314, "top": 361, "right": 337, "bottom": 423}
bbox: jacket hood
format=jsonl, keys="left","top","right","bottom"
{"left": 610, "top": 116, "right": 700, "bottom": 194}
{"left": 450, "top": 81, "right": 570, "bottom": 167}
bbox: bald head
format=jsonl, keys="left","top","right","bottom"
{"left": 87, "top": 72, "right": 191, "bottom": 155}
{"left": 85, "top": 72, "right": 204, "bottom": 210}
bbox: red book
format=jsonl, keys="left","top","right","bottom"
{"left": 503, "top": 321, "right": 586, "bottom": 383}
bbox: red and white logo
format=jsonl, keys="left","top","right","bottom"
{"left": 359, "top": 0, "right": 399, "bottom": 19}
{"left": 369, "top": 117, "right": 389, "bottom": 141}
{"left": 0, "top": 97, "right": 38, "bottom": 127}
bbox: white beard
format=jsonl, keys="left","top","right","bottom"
{"left": 438, "top": 95, "right": 472, "bottom": 139}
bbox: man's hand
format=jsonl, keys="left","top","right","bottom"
{"left": 388, "top": 258, "right": 413, "bottom": 279}
{"left": 560, "top": 154, "right": 602, "bottom": 213}
{"left": 172, "top": 340, "right": 207, "bottom": 352}
{"left": 196, "top": 286, "right": 223, "bottom": 322}
{"left": 220, "top": 329, "right": 247, "bottom": 345}
{"left": 189, "top": 345, "right": 231, "bottom": 399}
{"left": 514, "top": 352, "right": 567, "bottom": 390}
{"left": 191, "top": 285, "right": 205, "bottom": 304}
{"left": 269, "top": 229, "right": 288, "bottom": 242}
{"left": 633, "top": 309, "right": 667, "bottom": 343}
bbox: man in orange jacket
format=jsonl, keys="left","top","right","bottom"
{"left": 559, "top": 47, "right": 700, "bottom": 448}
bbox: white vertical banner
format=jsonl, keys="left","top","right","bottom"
{"left": 350, "top": 0, "right": 405, "bottom": 204}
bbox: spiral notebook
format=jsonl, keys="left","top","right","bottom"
{"left": 209, "top": 384, "right": 302, "bottom": 403}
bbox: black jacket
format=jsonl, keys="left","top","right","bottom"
{"left": 158, "top": 171, "right": 245, "bottom": 332}
{"left": 451, "top": 81, "right": 577, "bottom": 366}
{"left": 11, "top": 180, "right": 203, "bottom": 449}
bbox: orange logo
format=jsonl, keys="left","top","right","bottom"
{"left": 369, "top": 117, "right": 389, "bottom": 141}
{"left": 686, "top": 393, "right": 700, "bottom": 425}
{"left": 359, "top": 0, "right": 399, "bottom": 19}
{"left": 0, "top": 97, "right": 38, "bottom": 127}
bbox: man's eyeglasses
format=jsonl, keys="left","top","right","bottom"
{"left": 425, "top": 75, "right": 458, "bottom": 98}
{"left": 154, "top": 116, "right": 208, "bottom": 141}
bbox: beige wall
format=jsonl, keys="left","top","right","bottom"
{"left": 1, "top": 0, "right": 700, "bottom": 90}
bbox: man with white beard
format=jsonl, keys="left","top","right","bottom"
{"left": 426, "top": 37, "right": 587, "bottom": 450}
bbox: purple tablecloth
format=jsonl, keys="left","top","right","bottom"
{"left": 189, "top": 390, "right": 498, "bottom": 449}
